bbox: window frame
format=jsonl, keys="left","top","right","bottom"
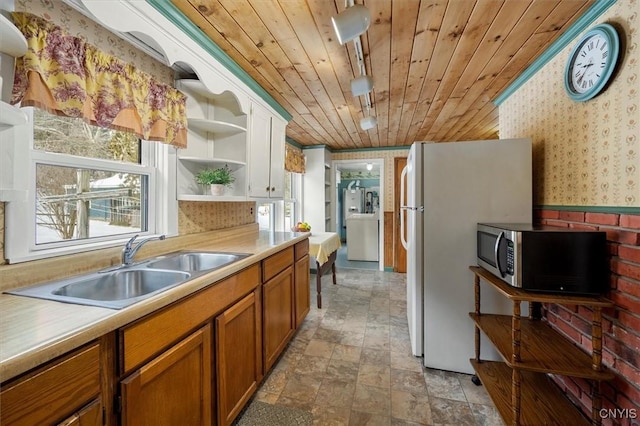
{"left": 4, "top": 107, "right": 172, "bottom": 263}
{"left": 283, "top": 171, "right": 302, "bottom": 231}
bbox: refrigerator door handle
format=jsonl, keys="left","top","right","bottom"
{"left": 400, "top": 165, "right": 409, "bottom": 250}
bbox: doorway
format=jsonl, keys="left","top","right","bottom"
{"left": 331, "top": 159, "right": 384, "bottom": 271}
{"left": 394, "top": 157, "right": 407, "bottom": 273}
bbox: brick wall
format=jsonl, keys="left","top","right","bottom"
{"left": 535, "top": 209, "right": 640, "bottom": 425}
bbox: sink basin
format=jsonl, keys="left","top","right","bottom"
{"left": 52, "top": 269, "right": 190, "bottom": 301}
{"left": 6, "top": 251, "right": 251, "bottom": 309}
{"left": 6, "top": 268, "right": 191, "bottom": 310}
{"left": 145, "top": 252, "right": 250, "bottom": 272}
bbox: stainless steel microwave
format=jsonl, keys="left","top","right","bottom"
{"left": 476, "top": 223, "right": 608, "bottom": 295}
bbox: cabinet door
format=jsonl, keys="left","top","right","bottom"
{"left": 268, "top": 117, "right": 286, "bottom": 198}
{"left": 216, "top": 290, "right": 262, "bottom": 426}
{"left": 120, "top": 325, "right": 212, "bottom": 426}
{"left": 248, "top": 102, "right": 272, "bottom": 198}
{"left": 294, "top": 254, "right": 310, "bottom": 328}
{"left": 263, "top": 266, "right": 295, "bottom": 371}
{"left": 57, "top": 399, "right": 102, "bottom": 426}
{"left": 0, "top": 343, "right": 101, "bottom": 426}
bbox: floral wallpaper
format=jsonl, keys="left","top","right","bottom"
{"left": 332, "top": 149, "right": 409, "bottom": 211}
{"left": 14, "top": 0, "right": 175, "bottom": 85}
{"left": 285, "top": 143, "right": 305, "bottom": 174}
{"left": 340, "top": 170, "right": 381, "bottom": 179}
{"left": 500, "top": 0, "right": 639, "bottom": 207}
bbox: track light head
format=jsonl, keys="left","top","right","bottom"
{"left": 360, "top": 116, "right": 377, "bottom": 130}
{"left": 351, "top": 75, "right": 374, "bottom": 97}
{"left": 331, "top": 4, "right": 371, "bottom": 45}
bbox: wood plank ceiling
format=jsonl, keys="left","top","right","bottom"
{"left": 172, "top": 0, "right": 595, "bottom": 150}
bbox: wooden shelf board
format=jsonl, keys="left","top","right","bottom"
{"left": 469, "top": 266, "right": 613, "bottom": 307}
{"left": 470, "top": 313, "right": 613, "bottom": 380}
{"left": 177, "top": 194, "right": 247, "bottom": 202}
{"left": 470, "top": 360, "right": 590, "bottom": 426}
{"left": 0, "top": 101, "right": 28, "bottom": 127}
{"left": 0, "top": 14, "right": 28, "bottom": 57}
{"left": 187, "top": 118, "right": 246, "bottom": 136}
{"left": 177, "top": 79, "right": 247, "bottom": 115}
{"left": 178, "top": 157, "right": 246, "bottom": 168}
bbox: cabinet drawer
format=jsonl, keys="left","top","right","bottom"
{"left": 1, "top": 343, "right": 101, "bottom": 426}
{"left": 294, "top": 239, "right": 309, "bottom": 261}
{"left": 262, "top": 247, "right": 293, "bottom": 282}
{"left": 121, "top": 264, "right": 260, "bottom": 374}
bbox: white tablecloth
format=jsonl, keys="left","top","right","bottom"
{"left": 308, "top": 232, "right": 341, "bottom": 266}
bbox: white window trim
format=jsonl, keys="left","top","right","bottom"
{"left": 3, "top": 108, "right": 175, "bottom": 264}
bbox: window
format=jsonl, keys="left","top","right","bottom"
{"left": 284, "top": 171, "right": 302, "bottom": 230}
{"left": 4, "top": 107, "right": 170, "bottom": 263}
{"left": 257, "top": 172, "right": 302, "bottom": 232}
{"left": 257, "top": 202, "right": 275, "bottom": 231}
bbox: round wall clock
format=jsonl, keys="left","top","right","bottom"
{"left": 564, "top": 23, "right": 620, "bottom": 102}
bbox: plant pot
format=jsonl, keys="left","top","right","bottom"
{"left": 210, "top": 184, "right": 226, "bottom": 196}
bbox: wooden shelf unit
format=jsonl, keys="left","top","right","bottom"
{"left": 469, "top": 266, "right": 614, "bottom": 426}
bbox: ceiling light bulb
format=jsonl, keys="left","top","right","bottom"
{"left": 360, "top": 116, "right": 377, "bottom": 130}
{"left": 366, "top": 163, "right": 373, "bottom": 171}
{"left": 331, "top": 5, "right": 371, "bottom": 45}
{"left": 351, "top": 75, "right": 374, "bottom": 97}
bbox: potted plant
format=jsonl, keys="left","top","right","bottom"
{"left": 195, "top": 165, "right": 235, "bottom": 196}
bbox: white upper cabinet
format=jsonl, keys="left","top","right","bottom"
{"left": 248, "top": 102, "right": 285, "bottom": 199}
{"left": 175, "top": 79, "right": 249, "bottom": 201}
{"left": 0, "top": 11, "right": 28, "bottom": 127}
{"left": 66, "top": 1, "right": 291, "bottom": 202}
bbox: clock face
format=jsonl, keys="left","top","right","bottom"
{"left": 568, "top": 33, "right": 609, "bottom": 94}
{"left": 564, "top": 24, "right": 620, "bottom": 102}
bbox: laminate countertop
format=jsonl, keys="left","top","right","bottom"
{"left": 0, "top": 229, "right": 309, "bottom": 383}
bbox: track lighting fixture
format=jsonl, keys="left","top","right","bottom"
{"left": 360, "top": 116, "right": 377, "bottom": 130}
{"left": 331, "top": 4, "right": 371, "bottom": 45}
{"left": 351, "top": 75, "right": 374, "bottom": 97}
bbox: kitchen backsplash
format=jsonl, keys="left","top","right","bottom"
{"left": 178, "top": 201, "right": 256, "bottom": 235}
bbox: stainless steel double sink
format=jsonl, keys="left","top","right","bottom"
{"left": 6, "top": 251, "right": 251, "bottom": 309}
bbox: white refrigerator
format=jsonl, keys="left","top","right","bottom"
{"left": 400, "top": 139, "right": 532, "bottom": 374}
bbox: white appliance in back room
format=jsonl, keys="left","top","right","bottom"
{"left": 400, "top": 138, "right": 532, "bottom": 374}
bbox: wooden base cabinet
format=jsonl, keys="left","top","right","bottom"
{"left": 120, "top": 325, "right": 212, "bottom": 426}
{"left": 57, "top": 400, "right": 102, "bottom": 426}
{"left": 262, "top": 247, "right": 295, "bottom": 372}
{"left": 216, "top": 289, "right": 263, "bottom": 426}
{"left": 469, "top": 266, "right": 614, "bottom": 426}
{"left": 294, "top": 239, "right": 310, "bottom": 328}
{"left": 0, "top": 343, "right": 103, "bottom": 426}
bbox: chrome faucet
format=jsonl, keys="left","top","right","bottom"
{"left": 122, "top": 234, "right": 166, "bottom": 266}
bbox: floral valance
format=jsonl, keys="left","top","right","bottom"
{"left": 11, "top": 12, "right": 187, "bottom": 148}
{"left": 285, "top": 143, "right": 305, "bottom": 174}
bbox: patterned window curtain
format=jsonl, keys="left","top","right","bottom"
{"left": 285, "top": 144, "right": 305, "bottom": 174}
{"left": 10, "top": 12, "right": 187, "bottom": 148}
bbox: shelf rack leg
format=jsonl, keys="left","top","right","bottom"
{"left": 512, "top": 301, "right": 521, "bottom": 363}
{"left": 529, "top": 301, "right": 542, "bottom": 320}
{"left": 591, "top": 307, "right": 604, "bottom": 426}
{"left": 512, "top": 368, "right": 522, "bottom": 426}
{"left": 474, "top": 274, "right": 481, "bottom": 362}
{"left": 592, "top": 307, "right": 603, "bottom": 372}
{"left": 591, "top": 380, "right": 602, "bottom": 426}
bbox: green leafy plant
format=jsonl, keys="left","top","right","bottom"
{"left": 194, "top": 165, "right": 235, "bottom": 187}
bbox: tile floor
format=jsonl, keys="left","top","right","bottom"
{"left": 244, "top": 268, "right": 504, "bottom": 426}
{"left": 334, "top": 244, "right": 379, "bottom": 271}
